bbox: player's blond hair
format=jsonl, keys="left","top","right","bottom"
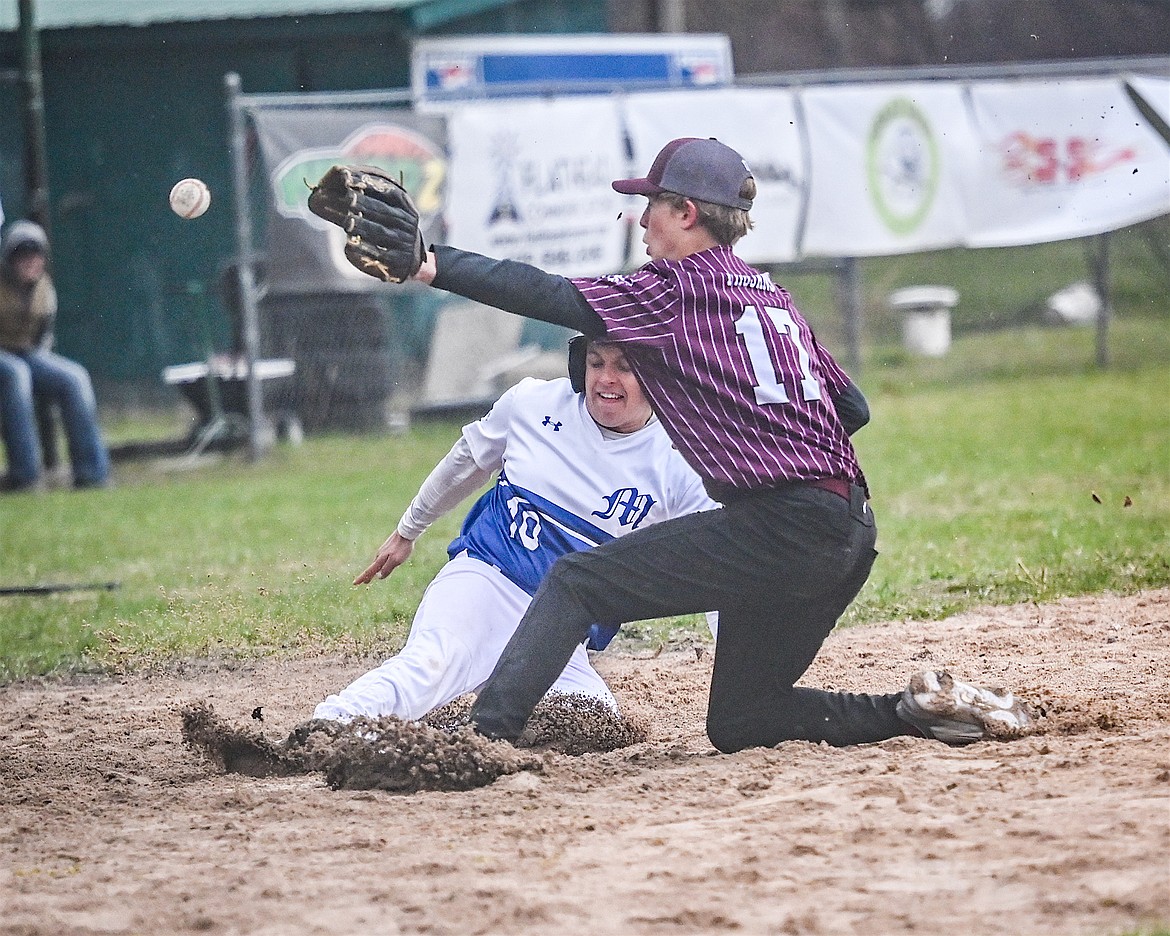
{"left": 659, "top": 177, "right": 756, "bottom": 245}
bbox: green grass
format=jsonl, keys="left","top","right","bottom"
{"left": 0, "top": 424, "right": 468, "bottom": 679}
{"left": 846, "top": 359, "right": 1169, "bottom": 624}
{"left": 1, "top": 311, "right": 1167, "bottom": 682}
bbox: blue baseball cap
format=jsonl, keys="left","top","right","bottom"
{"left": 612, "top": 137, "right": 753, "bottom": 210}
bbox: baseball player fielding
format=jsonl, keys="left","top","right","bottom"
{"left": 169, "top": 178, "right": 211, "bottom": 219}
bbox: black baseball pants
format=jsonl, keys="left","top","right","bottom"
{"left": 469, "top": 483, "right": 913, "bottom": 751}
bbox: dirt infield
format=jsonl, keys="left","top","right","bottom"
{"left": 2, "top": 589, "right": 1168, "bottom": 936}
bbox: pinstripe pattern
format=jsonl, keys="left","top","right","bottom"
{"left": 572, "top": 246, "right": 865, "bottom": 493}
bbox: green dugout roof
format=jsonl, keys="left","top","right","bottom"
{"left": 0, "top": 0, "right": 518, "bottom": 31}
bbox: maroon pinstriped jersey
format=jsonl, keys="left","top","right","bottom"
{"left": 571, "top": 245, "right": 866, "bottom": 493}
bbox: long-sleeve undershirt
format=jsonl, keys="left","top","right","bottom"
{"left": 431, "top": 245, "right": 604, "bottom": 336}
{"left": 396, "top": 436, "right": 494, "bottom": 541}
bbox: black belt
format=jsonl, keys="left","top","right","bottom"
{"left": 704, "top": 476, "right": 854, "bottom": 505}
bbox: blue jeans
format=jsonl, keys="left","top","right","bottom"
{"left": 0, "top": 348, "right": 110, "bottom": 487}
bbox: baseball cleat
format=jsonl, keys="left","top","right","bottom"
{"left": 896, "top": 669, "right": 1034, "bottom": 744}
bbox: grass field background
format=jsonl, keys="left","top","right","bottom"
{"left": 2, "top": 228, "right": 1167, "bottom": 682}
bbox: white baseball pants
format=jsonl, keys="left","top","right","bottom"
{"left": 313, "top": 552, "right": 617, "bottom": 722}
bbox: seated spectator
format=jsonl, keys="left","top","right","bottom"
{"left": 0, "top": 220, "right": 110, "bottom": 491}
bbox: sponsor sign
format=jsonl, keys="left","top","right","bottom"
{"left": 444, "top": 96, "right": 628, "bottom": 275}
{"left": 620, "top": 88, "right": 806, "bottom": 264}
{"left": 800, "top": 83, "right": 975, "bottom": 257}
{"left": 965, "top": 77, "right": 1170, "bottom": 246}
{"left": 413, "top": 34, "right": 733, "bottom": 102}
{"left": 251, "top": 108, "right": 447, "bottom": 292}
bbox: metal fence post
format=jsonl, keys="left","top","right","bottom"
{"left": 837, "top": 257, "right": 864, "bottom": 375}
{"left": 225, "top": 71, "right": 266, "bottom": 461}
{"left": 18, "top": 0, "right": 51, "bottom": 234}
{"left": 1090, "top": 232, "right": 1113, "bottom": 369}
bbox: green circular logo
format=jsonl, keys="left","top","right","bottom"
{"left": 866, "top": 98, "right": 939, "bottom": 236}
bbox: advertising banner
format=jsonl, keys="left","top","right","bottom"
{"left": 800, "top": 82, "right": 976, "bottom": 258}
{"left": 964, "top": 77, "right": 1170, "bottom": 247}
{"left": 251, "top": 107, "right": 447, "bottom": 293}
{"left": 413, "top": 33, "right": 732, "bottom": 103}
{"left": 620, "top": 88, "right": 806, "bottom": 264}
{"left": 246, "top": 73, "right": 1170, "bottom": 294}
{"left": 443, "top": 96, "right": 628, "bottom": 276}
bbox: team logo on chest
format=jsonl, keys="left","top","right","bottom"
{"left": 593, "top": 488, "right": 657, "bottom": 529}
{"left": 541, "top": 416, "right": 562, "bottom": 431}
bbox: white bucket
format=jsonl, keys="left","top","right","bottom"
{"left": 889, "top": 286, "right": 958, "bottom": 358}
{"left": 902, "top": 308, "right": 952, "bottom": 357}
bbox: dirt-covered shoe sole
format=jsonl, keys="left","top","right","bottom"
{"left": 896, "top": 669, "right": 1034, "bottom": 744}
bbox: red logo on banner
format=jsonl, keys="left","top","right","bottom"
{"left": 1001, "top": 132, "right": 1137, "bottom": 186}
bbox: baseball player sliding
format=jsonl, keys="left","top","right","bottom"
{"left": 312, "top": 337, "right": 717, "bottom": 723}
{"left": 308, "top": 138, "right": 1035, "bottom": 750}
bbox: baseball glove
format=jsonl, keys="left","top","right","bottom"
{"left": 307, "top": 165, "right": 426, "bottom": 283}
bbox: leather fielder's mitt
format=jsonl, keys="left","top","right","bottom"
{"left": 307, "top": 164, "right": 425, "bottom": 283}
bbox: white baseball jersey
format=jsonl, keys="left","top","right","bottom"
{"left": 450, "top": 377, "right": 717, "bottom": 601}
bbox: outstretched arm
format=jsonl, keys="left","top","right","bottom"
{"left": 416, "top": 247, "right": 606, "bottom": 337}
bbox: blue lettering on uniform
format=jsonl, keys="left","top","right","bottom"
{"left": 592, "top": 488, "right": 657, "bottom": 529}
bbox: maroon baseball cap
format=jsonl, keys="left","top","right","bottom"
{"left": 612, "top": 137, "right": 754, "bottom": 210}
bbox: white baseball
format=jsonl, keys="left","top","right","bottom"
{"left": 170, "top": 178, "right": 211, "bottom": 219}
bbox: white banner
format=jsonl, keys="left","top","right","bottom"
{"left": 800, "top": 82, "right": 976, "bottom": 258}
{"left": 964, "top": 77, "right": 1170, "bottom": 248}
{"left": 445, "top": 96, "right": 628, "bottom": 276}
{"left": 437, "top": 76, "right": 1167, "bottom": 271}
{"left": 620, "top": 88, "right": 806, "bottom": 264}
